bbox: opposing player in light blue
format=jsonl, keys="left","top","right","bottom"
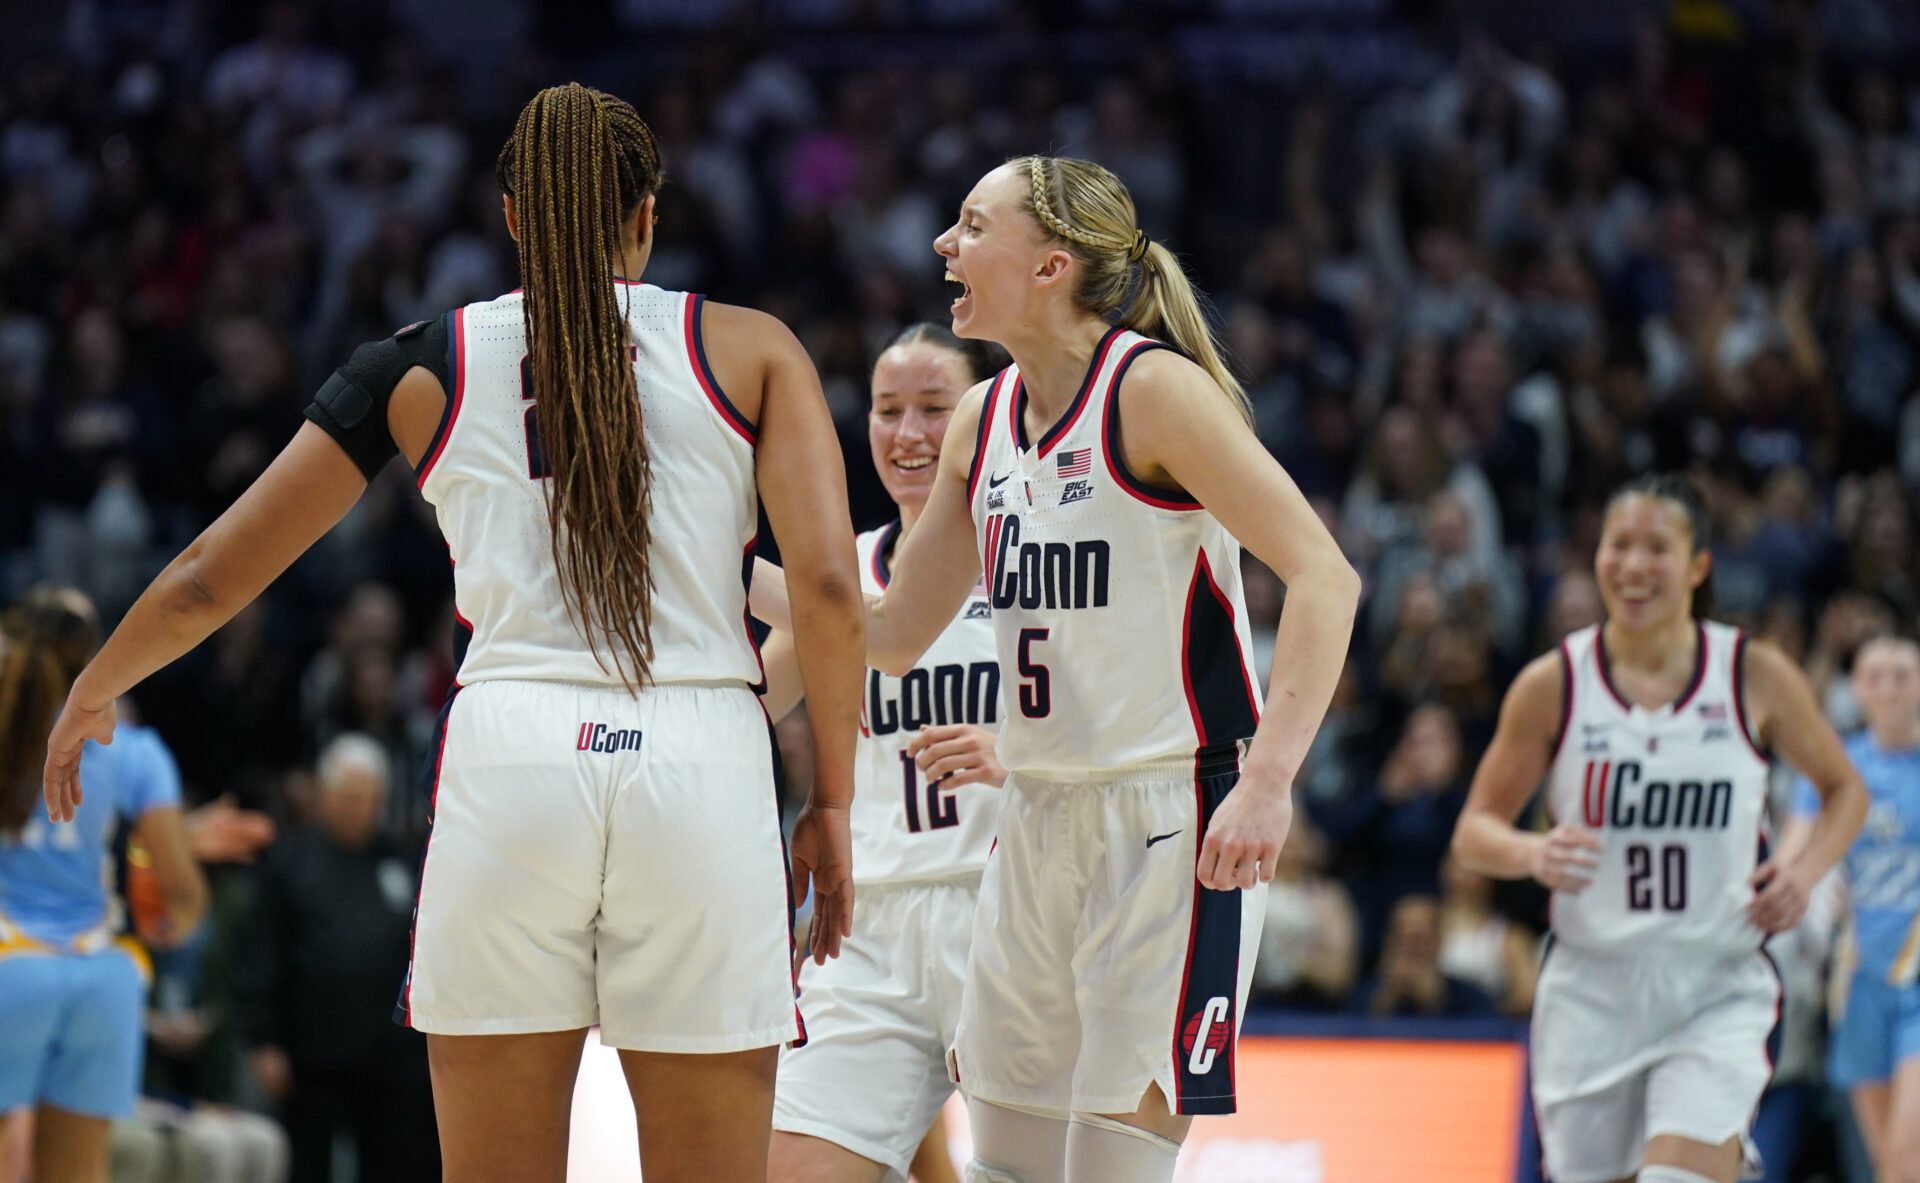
{"left": 0, "top": 587, "right": 206, "bottom": 1183}
{"left": 1789, "top": 634, "right": 1920, "bottom": 1183}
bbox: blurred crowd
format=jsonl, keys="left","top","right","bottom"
{"left": 5, "top": 0, "right": 1920, "bottom": 1177}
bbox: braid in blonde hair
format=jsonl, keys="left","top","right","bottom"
{"left": 1013, "top": 155, "right": 1250, "bottom": 421}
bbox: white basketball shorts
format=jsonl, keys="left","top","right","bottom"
{"left": 1530, "top": 939, "right": 1782, "bottom": 1182}
{"left": 950, "top": 746, "right": 1265, "bottom": 1117}
{"left": 395, "top": 679, "right": 802, "bottom": 1052}
{"left": 773, "top": 875, "right": 980, "bottom": 1180}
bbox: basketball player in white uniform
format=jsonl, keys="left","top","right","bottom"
{"left": 764, "top": 324, "right": 1006, "bottom": 1183}
{"left": 41, "top": 85, "right": 865, "bottom": 1183}
{"left": 856, "top": 157, "right": 1360, "bottom": 1183}
{"left": 1453, "top": 475, "right": 1866, "bottom": 1183}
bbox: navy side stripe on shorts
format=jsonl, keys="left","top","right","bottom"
{"left": 1170, "top": 751, "right": 1244, "bottom": 1115}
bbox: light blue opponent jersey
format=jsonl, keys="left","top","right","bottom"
{"left": 0, "top": 724, "right": 182, "bottom": 951}
{"left": 1794, "top": 732, "right": 1920, "bottom": 985}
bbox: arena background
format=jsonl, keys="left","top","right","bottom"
{"left": 4, "top": 0, "right": 1918, "bottom": 1178}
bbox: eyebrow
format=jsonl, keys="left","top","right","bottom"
{"left": 961, "top": 204, "right": 987, "bottom": 222}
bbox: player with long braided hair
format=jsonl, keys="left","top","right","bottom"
{"left": 40, "top": 84, "right": 864, "bottom": 1182}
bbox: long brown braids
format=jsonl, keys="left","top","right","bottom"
{"left": 0, "top": 589, "right": 100, "bottom": 838}
{"left": 495, "top": 84, "right": 665, "bottom": 691}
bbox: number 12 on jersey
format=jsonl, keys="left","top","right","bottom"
{"left": 900, "top": 751, "right": 959, "bottom": 833}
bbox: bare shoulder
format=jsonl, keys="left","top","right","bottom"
{"left": 937, "top": 377, "right": 995, "bottom": 480}
{"left": 1740, "top": 636, "right": 1808, "bottom": 700}
{"left": 1119, "top": 348, "right": 1236, "bottom": 424}
{"left": 697, "top": 301, "right": 811, "bottom": 426}
{"left": 1502, "top": 647, "right": 1568, "bottom": 733}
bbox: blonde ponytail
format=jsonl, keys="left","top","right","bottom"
{"left": 1014, "top": 155, "right": 1249, "bottom": 422}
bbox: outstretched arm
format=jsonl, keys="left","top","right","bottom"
{"left": 47, "top": 424, "right": 369, "bottom": 820}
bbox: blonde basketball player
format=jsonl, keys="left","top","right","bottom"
{"left": 1453, "top": 474, "right": 1867, "bottom": 1183}
{"left": 41, "top": 85, "right": 864, "bottom": 1183}
{"left": 764, "top": 323, "right": 1005, "bottom": 1183}
{"left": 857, "top": 158, "right": 1359, "bottom": 1182}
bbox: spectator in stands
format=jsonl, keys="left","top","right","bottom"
{"left": 1253, "top": 815, "right": 1359, "bottom": 1012}
{"left": 1353, "top": 895, "right": 1497, "bottom": 1019}
{"left": 234, "top": 735, "right": 436, "bottom": 1183}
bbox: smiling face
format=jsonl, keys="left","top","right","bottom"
{"left": 869, "top": 340, "right": 974, "bottom": 512}
{"left": 933, "top": 163, "right": 1062, "bottom": 341}
{"left": 1595, "top": 493, "right": 1710, "bottom": 631}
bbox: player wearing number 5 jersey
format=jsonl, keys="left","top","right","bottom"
{"left": 1453, "top": 474, "right": 1866, "bottom": 1183}
{"left": 761, "top": 324, "right": 1007, "bottom": 1183}
{"left": 39, "top": 85, "right": 865, "bottom": 1183}
{"left": 853, "top": 157, "right": 1359, "bottom": 1183}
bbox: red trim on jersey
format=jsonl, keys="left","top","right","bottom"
{"left": 1200, "top": 551, "right": 1261, "bottom": 726}
{"left": 1015, "top": 325, "right": 1122, "bottom": 457}
{"left": 964, "top": 370, "right": 1009, "bottom": 506}
{"left": 1547, "top": 640, "right": 1574, "bottom": 763}
{"left": 981, "top": 515, "right": 1002, "bottom": 594}
{"left": 1593, "top": 621, "right": 1706, "bottom": 714}
{"left": 1732, "top": 631, "right": 1768, "bottom": 761}
{"left": 684, "top": 294, "right": 756, "bottom": 446}
{"left": 1100, "top": 340, "right": 1202, "bottom": 511}
{"left": 415, "top": 307, "right": 467, "bottom": 488}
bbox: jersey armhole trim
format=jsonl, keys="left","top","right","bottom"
{"left": 685, "top": 294, "right": 757, "bottom": 446}
{"left": 414, "top": 308, "right": 465, "bottom": 489}
{"left": 870, "top": 519, "right": 900, "bottom": 589}
{"left": 1731, "top": 631, "right": 1769, "bottom": 762}
{"left": 1547, "top": 640, "right": 1574, "bottom": 763}
{"left": 1101, "top": 341, "right": 1202, "bottom": 510}
{"left": 964, "top": 369, "right": 1009, "bottom": 505}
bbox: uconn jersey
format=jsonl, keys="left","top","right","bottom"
{"left": 1545, "top": 621, "right": 1772, "bottom": 954}
{"left": 965, "top": 327, "right": 1261, "bottom": 774}
{"left": 415, "top": 281, "right": 761, "bottom": 688}
{"left": 851, "top": 522, "right": 1001, "bottom": 884}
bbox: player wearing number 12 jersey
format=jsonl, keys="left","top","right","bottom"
{"left": 1454, "top": 474, "right": 1866, "bottom": 1183}
{"left": 762, "top": 324, "right": 1007, "bottom": 1183}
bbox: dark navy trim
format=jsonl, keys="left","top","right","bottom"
{"left": 763, "top": 706, "right": 807, "bottom": 1047}
{"left": 686, "top": 294, "right": 756, "bottom": 445}
{"left": 1731, "top": 631, "right": 1770, "bottom": 761}
{"left": 414, "top": 309, "right": 463, "bottom": 487}
{"left": 1016, "top": 325, "right": 1121, "bottom": 455}
{"left": 742, "top": 538, "right": 767, "bottom": 696}
{"left": 1171, "top": 754, "right": 1246, "bottom": 1115}
{"left": 1594, "top": 621, "right": 1706, "bottom": 715}
{"left": 870, "top": 519, "right": 900, "bottom": 589}
{"left": 394, "top": 685, "right": 459, "bottom": 1027}
{"left": 1180, "top": 551, "right": 1261, "bottom": 747}
{"left": 1547, "top": 642, "right": 1573, "bottom": 762}
{"left": 964, "top": 368, "right": 1009, "bottom": 505}
{"left": 1100, "top": 342, "right": 1201, "bottom": 509}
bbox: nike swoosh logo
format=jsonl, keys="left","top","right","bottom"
{"left": 1146, "top": 830, "right": 1182, "bottom": 848}
{"left": 988, "top": 471, "right": 1012, "bottom": 488}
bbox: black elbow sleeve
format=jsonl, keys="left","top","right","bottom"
{"left": 303, "top": 315, "right": 450, "bottom": 481}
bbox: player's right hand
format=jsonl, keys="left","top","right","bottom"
{"left": 789, "top": 802, "right": 854, "bottom": 965}
{"left": 44, "top": 689, "right": 116, "bottom": 824}
{"left": 1529, "top": 823, "right": 1603, "bottom": 893}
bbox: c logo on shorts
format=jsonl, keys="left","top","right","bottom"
{"left": 1183, "top": 995, "right": 1231, "bottom": 1075}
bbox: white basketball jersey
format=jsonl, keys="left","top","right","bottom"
{"left": 966, "top": 327, "right": 1261, "bottom": 775}
{"left": 849, "top": 521, "right": 1001, "bottom": 885}
{"left": 416, "top": 282, "right": 762, "bottom": 689}
{"left": 1544, "top": 621, "right": 1771, "bottom": 955}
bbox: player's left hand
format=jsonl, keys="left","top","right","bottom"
{"left": 908, "top": 724, "right": 1007, "bottom": 788}
{"left": 1197, "top": 771, "right": 1292, "bottom": 892}
{"left": 790, "top": 802, "right": 855, "bottom": 964}
{"left": 1748, "top": 858, "right": 1815, "bottom": 933}
{"left": 44, "top": 689, "right": 116, "bottom": 824}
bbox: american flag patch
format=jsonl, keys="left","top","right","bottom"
{"left": 1057, "top": 448, "right": 1092, "bottom": 478}
{"left": 1698, "top": 702, "right": 1727, "bottom": 720}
